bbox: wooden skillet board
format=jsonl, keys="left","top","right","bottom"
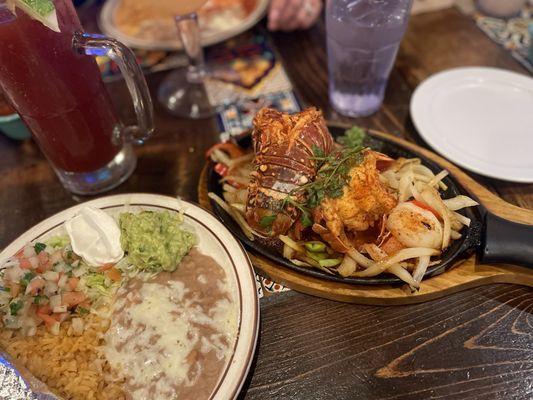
{"left": 198, "top": 127, "right": 533, "bottom": 305}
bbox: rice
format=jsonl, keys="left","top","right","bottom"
{"left": 0, "top": 314, "right": 124, "bottom": 400}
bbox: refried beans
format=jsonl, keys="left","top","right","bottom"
{"left": 103, "top": 248, "right": 238, "bottom": 400}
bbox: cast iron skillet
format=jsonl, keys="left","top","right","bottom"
{"left": 207, "top": 126, "right": 533, "bottom": 285}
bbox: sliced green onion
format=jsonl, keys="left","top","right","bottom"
{"left": 304, "top": 241, "right": 326, "bottom": 253}
{"left": 319, "top": 258, "right": 342, "bottom": 268}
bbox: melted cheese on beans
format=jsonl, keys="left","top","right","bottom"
{"left": 103, "top": 250, "right": 238, "bottom": 400}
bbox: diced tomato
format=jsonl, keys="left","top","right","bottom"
{"left": 26, "top": 277, "right": 45, "bottom": 295}
{"left": 98, "top": 263, "right": 115, "bottom": 272}
{"left": 14, "top": 248, "right": 25, "bottom": 259}
{"left": 62, "top": 292, "right": 86, "bottom": 307}
{"left": 380, "top": 236, "right": 405, "bottom": 256}
{"left": 409, "top": 200, "right": 441, "bottom": 219}
{"left": 37, "top": 313, "right": 58, "bottom": 328}
{"left": 68, "top": 277, "right": 79, "bottom": 291}
{"left": 214, "top": 163, "right": 229, "bottom": 177}
{"left": 206, "top": 142, "right": 244, "bottom": 159}
{"left": 37, "top": 251, "right": 50, "bottom": 267}
{"left": 19, "top": 258, "right": 32, "bottom": 270}
{"left": 37, "top": 304, "right": 52, "bottom": 315}
{"left": 105, "top": 267, "right": 121, "bottom": 282}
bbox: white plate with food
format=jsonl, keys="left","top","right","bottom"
{"left": 410, "top": 67, "right": 533, "bottom": 183}
{"left": 0, "top": 194, "right": 258, "bottom": 400}
{"left": 99, "top": 0, "right": 269, "bottom": 50}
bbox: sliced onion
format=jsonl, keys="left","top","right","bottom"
{"left": 443, "top": 195, "right": 479, "bottom": 211}
{"left": 230, "top": 203, "right": 246, "bottom": 213}
{"left": 450, "top": 230, "right": 462, "bottom": 240}
{"left": 429, "top": 170, "right": 449, "bottom": 189}
{"left": 352, "top": 247, "right": 439, "bottom": 277}
{"left": 413, "top": 255, "right": 430, "bottom": 283}
{"left": 347, "top": 249, "right": 374, "bottom": 269}
{"left": 283, "top": 244, "right": 295, "bottom": 260}
{"left": 337, "top": 256, "right": 357, "bottom": 277}
{"left": 220, "top": 175, "right": 251, "bottom": 185}
{"left": 227, "top": 152, "right": 254, "bottom": 168}
{"left": 290, "top": 259, "right": 312, "bottom": 267}
{"left": 208, "top": 192, "right": 259, "bottom": 241}
{"left": 398, "top": 168, "right": 414, "bottom": 202}
{"left": 388, "top": 264, "right": 419, "bottom": 288}
{"left": 222, "top": 183, "right": 237, "bottom": 193}
{"left": 451, "top": 211, "right": 471, "bottom": 227}
{"left": 420, "top": 184, "right": 451, "bottom": 249}
{"left": 279, "top": 235, "right": 305, "bottom": 253}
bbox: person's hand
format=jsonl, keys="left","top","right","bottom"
{"left": 267, "top": 0, "right": 322, "bottom": 31}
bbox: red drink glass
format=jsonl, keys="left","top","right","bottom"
{"left": 0, "top": 0, "right": 153, "bottom": 194}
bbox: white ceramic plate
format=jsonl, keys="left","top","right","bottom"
{"left": 0, "top": 193, "right": 259, "bottom": 400}
{"left": 98, "top": 0, "right": 269, "bottom": 51}
{"left": 410, "top": 67, "right": 533, "bottom": 182}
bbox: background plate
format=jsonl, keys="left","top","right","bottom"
{"left": 411, "top": 67, "right": 533, "bottom": 183}
{"left": 98, "top": 0, "right": 269, "bottom": 51}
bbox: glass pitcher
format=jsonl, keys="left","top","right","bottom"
{"left": 0, "top": 0, "right": 154, "bottom": 195}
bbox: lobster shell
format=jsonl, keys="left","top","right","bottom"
{"left": 245, "top": 107, "right": 334, "bottom": 236}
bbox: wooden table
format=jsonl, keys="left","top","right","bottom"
{"left": 1, "top": 6, "right": 532, "bottom": 400}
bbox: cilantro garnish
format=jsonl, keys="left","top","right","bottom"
{"left": 259, "top": 214, "right": 277, "bottom": 229}
{"left": 34, "top": 242, "right": 46, "bottom": 254}
{"left": 20, "top": 271, "right": 36, "bottom": 287}
{"left": 9, "top": 301, "right": 23, "bottom": 316}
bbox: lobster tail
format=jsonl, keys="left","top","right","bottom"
{"left": 246, "top": 108, "right": 334, "bottom": 236}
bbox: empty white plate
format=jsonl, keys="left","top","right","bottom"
{"left": 410, "top": 67, "right": 533, "bottom": 182}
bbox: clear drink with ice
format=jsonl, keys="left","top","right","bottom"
{"left": 326, "top": 0, "right": 413, "bottom": 117}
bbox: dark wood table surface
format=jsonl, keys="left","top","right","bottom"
{"left": 1, "top": 5, "right": 532, "bottom": 400}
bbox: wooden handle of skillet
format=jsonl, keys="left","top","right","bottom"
{"left": 364, "top": 128, "right": 533, "bottom": 225}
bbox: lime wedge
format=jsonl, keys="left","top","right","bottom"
{"left": 7, "top": 0, "right": 60, "bottom": 32}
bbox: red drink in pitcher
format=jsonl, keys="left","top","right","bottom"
{"left": 0, "top": 0, "right": 153, "bottom": 194}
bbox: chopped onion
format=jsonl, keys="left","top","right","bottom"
{"left": 29, "top": 256, "right": 38, "bottom": 269}
{"left": 58, "top": 274, "right": 68, "bottom": 289}
{"left": 337, "top": 256, "right": 357, "bottom": 277}
{"left": 50, "top": 322, "right": 60, "bottom": 336}
{"left": 443, "top": 195, "right": 479, "bottom": 211}
{"left": 73, "top": 265, "right": 87, "bottom": 278}
{"left": 49, "top": 294, "right": 62, "bottom": 309}
{"left": 43, "top": 271, "right": 59, "bottom": 281}
{"left": 71, "top": 317, "right": 84, "bottom": 336}
{"left": 53, "top": 305, "right": 67, "bottom": 313}
{"left": 23, "top": 246, "right": 36, "bottom": 258}
{"left": 44, "top": 281, "right": 59, "bottom": 296}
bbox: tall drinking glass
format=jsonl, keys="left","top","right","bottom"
{"left": 157, "top": 0, "right": 214, "bottom": 119}
{"left": 326, "top": 0, "right": 413, "bottom": 117}
{"left": 0, "top": 0, "right": 154, "bottom": 195}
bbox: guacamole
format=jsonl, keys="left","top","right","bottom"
{"left": 119, "top": 211, "right": 197, "bottom": 272}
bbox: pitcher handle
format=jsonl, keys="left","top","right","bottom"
{"left": 72, "top": 32, "right": 154, "bottom": 145}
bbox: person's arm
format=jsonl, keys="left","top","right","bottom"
{"left": 268, "top": 0, "right": 322, "bottom": 31}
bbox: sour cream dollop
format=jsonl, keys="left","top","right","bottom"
{"left": 65, "top": 206, "right": 124, "bottom": 266}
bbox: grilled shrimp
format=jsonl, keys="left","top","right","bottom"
{"left": 386, "top": 202, "right": 443, "bottom": 249}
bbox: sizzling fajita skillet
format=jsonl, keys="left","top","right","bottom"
{"left": 199, "top": 124, "right": 533, "bottom": 303}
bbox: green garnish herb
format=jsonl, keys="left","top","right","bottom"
{"left": 34, "top": 242, "right": 46, "bottom": 254}
{"left": 9, "top": 301, "right": 23, "bottom": 316}
{"left": 76, "top": 306, "right": 89, "bottom": 315}
{"left": 259, "top": 214, "right": 277, "bottom": 229}
{"left": 33, "top": 295, "right": 47, "bottom": 305}
{"left": 20, "top": 271, "right": 36, "bottom": 287}
{"left": 279, "top": 126, "right": 367, "bottom": 225}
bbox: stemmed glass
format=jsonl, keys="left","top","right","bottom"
{"left": 158, "top": 1, "right": 214, "bottom": 119}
